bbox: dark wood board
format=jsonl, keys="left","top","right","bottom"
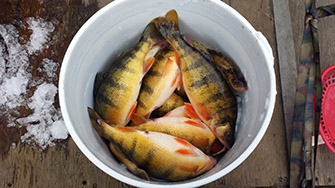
{"left": 8, "top": 0, "right": 335, "bottom": 187}
{"left": 288, "top": 0, "right": 335, "bottom": 186}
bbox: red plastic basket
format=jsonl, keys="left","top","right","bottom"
{"left": 320, "top": 64, "right": 335, "bottom": 154}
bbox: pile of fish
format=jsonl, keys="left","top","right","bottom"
{"left": 88, "top": 9, "right": 247, "bottom": 182}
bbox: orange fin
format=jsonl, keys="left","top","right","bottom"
{"left": 130, "top": 112, "right": 147, "bottom": 125}
{"left": 174, "top": 137, "right": 192, "bottom": 148}
{"left": 184, "top": 103, "right": 201, "bottom": 121}
{"left": 179, "top": 164, "right": 199, "bottom": 173}
{"left": 170, "top": 70, "right": 180, "bottom": 88}
{"left": 177, "top": 70, "right": 182, "bottom": 90}
{"left": 184, "top": 119, "right": 206, "bottom": 129}
{"left": 174, "top": 51, "right": 180, "bottom": 69}
{"left": 163, "top": 111, "right": 172, "bottom": 117}
{"left": 126, "top": 102, "right": 137, "bottom": 123}
{"left": 152, "top": 39, "right": 169, "bottom": 48}
{"left": 143, "top": 113, "right": 151, "bottom": 119}
{"left": 195, "top": 103, "right": 212, "bottom": 121}
{"left": 175, "top": 149, "right": 197, "bottom": 157}
{"left": 143, "top": 57, "right": 155, "bottom": 74}
{"left": 209, "top": 139, "right": 225, "bottom": 155}
{"left": 116, "top": 126, "right": 137, "bottom": 132}
{"left": 162, "top": 57, "right": 174, "bottom": 76}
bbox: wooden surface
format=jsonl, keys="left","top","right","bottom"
{"left": 0, "top": 0, "right": 334, "bottom": 187}
{"left": 272, "top": 0, "right": 297, "bottom": 154}
{"left": 289, "top": 0, "right": 335, "bottom": 186}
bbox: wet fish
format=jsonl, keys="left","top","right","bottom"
{"left": 183, "top": 36, "right": 248, "bottom": 92}
{"left": 130, "top": 116, "right": 217, "bottom": 154}
{"left": 163, "top": 105, "right": 187, "bottom": 118}
{"left": 151, "top": 92, "right": 185, "bottom": 118}
{"left": 154, "top": 10, "right": 237, "bottom": 150}
{"left": 208, "top": 49, "right": 248, "bottom": 92}
{"left": 88, "top": 107, "right": 216, "bottom": 181}
{"left": 163, "top": 102, "right": 200, "bottom": 120}
{"left": 94, "top": 19, "right": 167, "bottom": 126}
{"left": 134, "top": 46, "right": 182, "bottom": 120}
{"left": 108, "top": 142, "right": 151, "bottom": 181}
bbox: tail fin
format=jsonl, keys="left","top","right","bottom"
{"left": 88, "top": 107, "right": 115, "bottom": 139}
{"left": 153, "top": 17, "right": 176, "bottom": 39}
{"left": 88, "top": 107, "right": 106, "bottom": 136}
{"left": 109, "top": 142, "right": 151, "bottom": 181}
{"left": 165, "top": 9, "right": 179, "bottom": 31}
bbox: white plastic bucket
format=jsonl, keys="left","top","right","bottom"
{"left": 59, "top": 0, "right": 276, "bottom": 187}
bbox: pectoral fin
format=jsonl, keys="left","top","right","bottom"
{"left": 130, "top": 112, "right": 147, "bottom": 125}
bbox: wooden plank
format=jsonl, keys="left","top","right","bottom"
{"left": 318, "top": 5, "right": 335, "bottom": 73}
{"left": 288, "top": 0, "right": 305, "bottom": 68}
{"left": 0, "top": 0, "right": 123, "bottom": 187}
{"left": 315, "top": 15, "right": 335, "bottom": 186}
{"left": 316, "top": 0, "right": 335, "bottom": 7}
{"left": 0, "top": 0, "right": 290, "bottom": 187}
{"left": 272, "top": 0, "right": 297, "bottom": 154}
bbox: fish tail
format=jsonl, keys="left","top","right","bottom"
{"left": 88, "top": 107, "right": 115, "bottom": 139}
{"left": 165, "top": 9, "right": 179, "bottom": 30}
{"left": 154, "top": 16, "right": 179, "bottom": 40}
{"left": 108, "top": 142, "right": 151, "bottom": 181}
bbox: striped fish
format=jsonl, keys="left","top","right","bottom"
{"left": 134, "top": 46, "right": 182, "bottom": 120}
{"left": 130, "top": 116, "right": 218, "bottom": 154}
{"left": 208, "top": 49, "right": 248, "bottom": 92}
{"left": 184, "top": 36, "right": 248, "bottom": 92}
{"left": 88, "top": 107, "right": 216, "bottom": 181}
{"left": 154, "top": 10, "right": 237, "bottom": 150}
{"left": 94, "top": 19, "right": 166, "bottom": 126}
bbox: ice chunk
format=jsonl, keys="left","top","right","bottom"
{"left": 50, "top": 120, "right": 68, "bottom": 140}
{"left": 25, "top": 18, "right": 55, "bottom": 55}
{"left": 0, "top": 18, "right": 67, "bottom": 150}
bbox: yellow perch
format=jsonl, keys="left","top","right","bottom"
{"left": 108, "top": 142, "right": 151, "bottom": 181}
{"left": 130, "top": 116, "right": 218, "bottom": 154}
{"left": 154, "top": 10, "right": 237, "bottom": 150}
{"left": 183, "top": 36, "right": 248, "bottom": 92}
{"left": 94, "top": 19, "right": 166, "bottom": 126}
{"left": 134, "top": 46, "right": 181, "bottom": 120}
{"left": 88, "top": 107, "right": 216, "bottom": 181}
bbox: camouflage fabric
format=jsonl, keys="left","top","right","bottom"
{"left": 290, "top": 1, "right": 335, "bottom": 188}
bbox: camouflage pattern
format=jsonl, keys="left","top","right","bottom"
{"left": 290, "top": 1, "right": 335, "bottom": 187}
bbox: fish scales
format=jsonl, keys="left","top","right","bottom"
{"left": 153, "top": 12, "right": 237, "bottom": 150}
{"left": 130, "top": 116, "right": 216, "bottom": 154}
{"left": 94, "top": 21, "right": 164, "bottom": 126}
{"left": 134, "top": 46, "right": 181, "bottom": 119}
{"left": 88, "top": 107, "right": 215, "bottom": 181}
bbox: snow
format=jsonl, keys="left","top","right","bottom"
{"left": 11, "top": 143, "right": 17, "bottom": 149}
{"left": 26, "top": 17, "right": 55, "bottom": 55}
{"left": 0, "top": 17, "right": 68, "bottom": 150}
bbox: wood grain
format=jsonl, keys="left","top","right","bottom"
{"left": 273, "top": 0, "right": 297, "bottom": 154}
{"left": 316, "top": 0, "right": 335, "bottom": 7}
{"left": 288, "top": 0, "right": 335, "bottom": 186}
{"left": 315, "top": 15, "right": 335, "bottom": 186}
{"left": 0, "top": 0, "right": 291, "bottom": 187}
{"left": 288, "top": 0, "right": 305, "bottom": 69}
